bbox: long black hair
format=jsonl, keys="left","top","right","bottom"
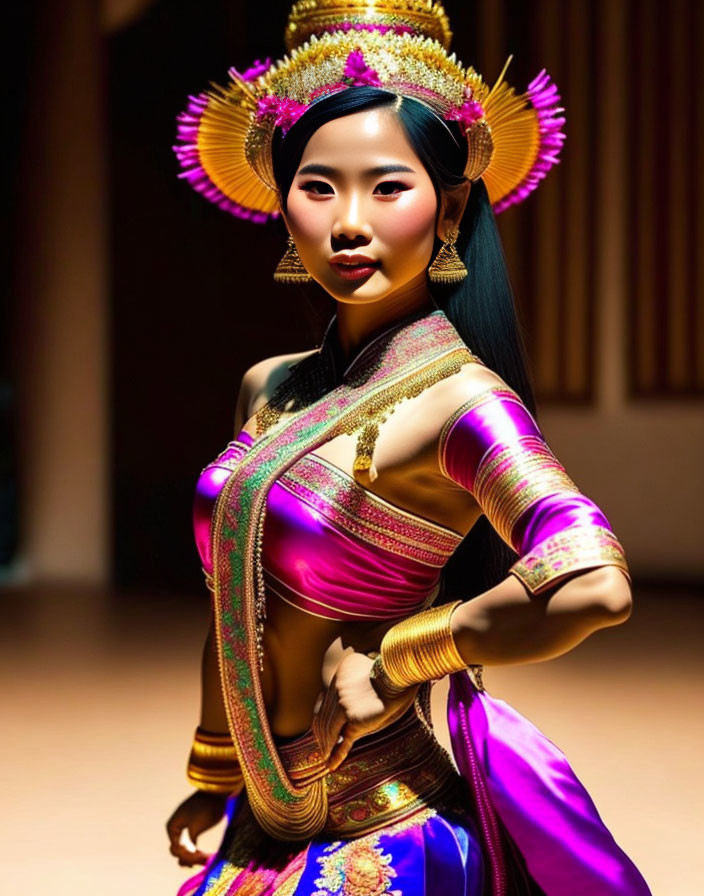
{"left": 272, "top": 87, "right": 537, "bottom": 599}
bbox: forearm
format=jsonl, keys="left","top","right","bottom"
{"left": 450, "top": 565, "right": 632, "bottom": 667}
{"left": 199, "top": 615, "right": 230, "bottom": 733}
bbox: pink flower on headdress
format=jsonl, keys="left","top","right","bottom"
{"left": 256, "top": 95, "right": 309, "bottom": 135}
{"left": 342, "top": 50, "right": 382, "bottom": 87}
{"left": 445, "top": 86, "right": 485, "bottom": 129}
{"left": 228, "top": 57, "right": 272, "bottom": 82}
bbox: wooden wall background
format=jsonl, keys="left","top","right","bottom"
{"left": 626, "top": 0, "right": 703, "bottom": 397}
{"left": 451, "top": 0, "right": 703, "bottom": 403}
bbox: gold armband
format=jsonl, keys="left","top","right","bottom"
{"left": 186, "top": 727, "right": 244, "bottom": 794}
{"left": 372, "top": 600, "right": 475, "bottom": 692}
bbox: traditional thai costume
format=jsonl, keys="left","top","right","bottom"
{"left": 173, "top": 3, "right": 652, "bottom": 893}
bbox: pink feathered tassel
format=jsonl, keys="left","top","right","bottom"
{"left": 173, "top": 92, "right": 276, "bottom": 223}
{"left": 492, "top": 69, "right": 567, "bottom": 214}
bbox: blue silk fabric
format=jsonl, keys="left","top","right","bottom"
{"left": 182, "top": 788, "right": 485, "bottom": 896}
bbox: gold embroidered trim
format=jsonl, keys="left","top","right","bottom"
{"left": 275, "top": 858, "right": 310, "bottom": 896}
{"left": 258, "top": 348, "right": 475, "bottom": 474}
{"left": 276, "top": 705, "right": 459, "bottom": 839}
{"left": 205, "top": 803, "right": 311, "bottom": 893}
{"left": 278, "top": 455, "right": 461, "bottom": 567}
{"left": 311, "top": 806, "right": 439, "bottom": 896}
{"left": 312, "top": 834, "right": 398, "bottom": 896}
{"left": 210, "top": 313, "right": 477, "bottom": 840}
{"left": 201, "top": 439, "right": 250, "bottom": 474}
{"left": 510, "top": 524, "right": 631, "bottom": 594}
{"left": 344, "top": 349, "right": 474, "bottom": 474}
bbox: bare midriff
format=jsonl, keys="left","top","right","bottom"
{"left": 261, "top": 588, "right": 412, "bottom": 739}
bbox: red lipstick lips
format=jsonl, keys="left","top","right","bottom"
{"left": 329, "top": 253, "right": 381, "bottom": 281}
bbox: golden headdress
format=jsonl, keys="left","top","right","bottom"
{"left": 174, "top": 0, "right": 565, "bottom": 222}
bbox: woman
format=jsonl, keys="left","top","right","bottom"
{"left": 167, "top": 3, "right": 651, "bottom": 894}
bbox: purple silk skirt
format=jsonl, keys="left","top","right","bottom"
{"left": 181, "top": 793, "right": 487, "bottom": 896}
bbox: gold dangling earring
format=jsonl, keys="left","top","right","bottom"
{"left": 273, "top": 235, "right": 312, "bottom": 283}
{"left": 427, "top": 226, "right": 467, "bottom": 283}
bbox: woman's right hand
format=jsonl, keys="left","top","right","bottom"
{"left": 166, "top": 791, "right": 229, "bottom": 866}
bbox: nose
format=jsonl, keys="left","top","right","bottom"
{"left": 331, "top": 191, "right": 372, "bottom": 244}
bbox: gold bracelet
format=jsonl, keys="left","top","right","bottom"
{"left": 377, "top": 600, "right": 471, "bottom": 689}
{"left": 186, "top": 727, "right": 244, "bottom": 794}
{"left": 368, "top": 652, "right": 410, "bottom": 701}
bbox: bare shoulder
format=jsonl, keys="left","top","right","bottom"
{"left": 432, "top": 358, "right": 516, "bottom": 423}
{"left": 235, "top": 349, "right": 317, "bottom": 433}
{"left": 395, "top": 359, "right": 517, "bottom": 467}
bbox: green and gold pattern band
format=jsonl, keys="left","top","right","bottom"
{"left": 210, "top": 311, "right": 477, "bottom": 840}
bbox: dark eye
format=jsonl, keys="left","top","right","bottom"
{"left": 299, "top": 180, "right": 333, "bottom": 195}
{"left": 374, "top": 181, "right": 409, "bottom": 196}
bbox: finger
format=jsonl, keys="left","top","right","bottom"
{"left": 312, "top": 684, "right": 342, "bottom": 754}
{"left": 321, "top": 702, "right": 348, "bottom": 762}
{"left": 169, "top": 828, "right": 209, "bottom": 866}
{"left": 175, "top": 847, "right": 210, "bottom": 867}
{"left": 181, "top": 828, "right": 198, "bottom": 853}
{"left": 183, "top": 828, "right": 210, "bottom": 866}
{"left": 169, "top": 839, "right": 209, "bottom": 866}
{"left": 166, "top": 815, "right": 185, "bottom": 850}
{"left": 319, "top": 679, "right": 341, "bottom": 724}
{"left": 327, "top": 725, "right": 357, "bottom": 772}
{"left": 174, "top": 846, "right": 209, "bottom": 867}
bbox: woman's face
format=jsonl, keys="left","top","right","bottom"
{"left": 283, "top": 106, "right": 441, "bottom": 305}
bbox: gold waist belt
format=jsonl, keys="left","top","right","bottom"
{"left": 277, "top": 703, "right": 462, "bottom": 838}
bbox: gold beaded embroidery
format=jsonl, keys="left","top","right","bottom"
{"left": 284, "top": 0, "right": 453, "bottom": 52}
{"left": 278, "top": 454, "right": 462, "bottom": 566}
{"left": 509, "top": 525, "right": 631, "bottom": 594}
{"left": 310, "top": 805, "right": 439, "bottom": 896}
{"left": 312, "top": 835, "right": 399, "bottom": 896}
{"left": 209, "top": 311, "right": 477, "bottom": 841}
{"left": 276, "top": 704, "right": 459, "bottom": 838}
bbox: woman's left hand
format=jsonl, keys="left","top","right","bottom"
{"left": 312, "top": 651, "right": 419, "bottom": 772}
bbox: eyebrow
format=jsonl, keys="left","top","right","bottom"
{"left": 296, "top": 163, "right": 416, "bottom": 177}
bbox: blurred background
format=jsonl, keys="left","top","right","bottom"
{"left": 1, "top": 1, "right": 702, "bottom": 893}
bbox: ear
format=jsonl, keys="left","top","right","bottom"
{"left": 436, "top": 180, "right": 471, "bottom": 242}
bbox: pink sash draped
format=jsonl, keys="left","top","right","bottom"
{"left": 448, "top": 670, "right": 652, "bottom": 895}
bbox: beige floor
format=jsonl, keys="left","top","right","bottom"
{"left": 1, "top": 583, "right": 701, "bottom": 895}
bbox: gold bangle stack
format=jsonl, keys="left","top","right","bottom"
{"left": 368, "top": 651, "right": 409, "bottom": 701}
{"left": 186, "top": 727, "right": 244, "bottom": 795}
{"left": 375, "top": 600, "right": 472, "bottom": 690}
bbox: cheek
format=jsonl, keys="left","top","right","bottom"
{"left": 378, "top": 192, "right": 437, "bottom": 264}
{"left": 285, "top": 192, "right": 327, "bottom": 244}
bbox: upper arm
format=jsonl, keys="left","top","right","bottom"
{"left": 233, "top": 349, "right": 318, "bottom": 435}
{"left": 437, "top": 367, "right": 631, "bottom": 595}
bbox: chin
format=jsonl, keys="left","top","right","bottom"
{"left": 319, "top": 274, "right": 416, "bottom": 305}
{"left": 332, "top": 291, "right": 391, "bottom": 305}
{"left": 318, "top": 283, "right": 385, "bottom": 304}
